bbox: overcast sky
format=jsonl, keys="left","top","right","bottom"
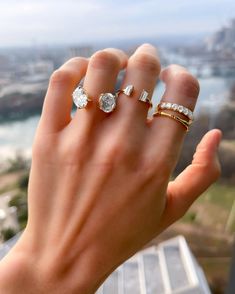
{"left": 0, "top": 0, "right": 234, "bottom": 47}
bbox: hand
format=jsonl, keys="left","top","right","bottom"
{"left": 0, "top": 44, "right": 221, "bottom": 294}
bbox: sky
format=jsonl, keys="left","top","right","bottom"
{"left": 0, "top": 0, "right": 234, "bottom": 47}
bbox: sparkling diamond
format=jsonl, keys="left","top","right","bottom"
{"left": 161, "top": 102, "right": 166, "bottom": 108}
{"left": 166, "top": 103, "right": 171, "bottom": 109}
{"left": 99, "top": 93, "right": 116, "bottom": 113}
{"left": 178, "top": 105, "right": 184, "bottom": 113}
{"left": 139, "top": 90, "right": 149, "bottom": 102}
{"left": 172, "top": 103, "right": 178, "bottom": 111}
{"left": 188, "top": 112, "right": 193, "bottom": 120}
{"left": 183, "top": 108, "right": 189, "bottom": 116}
{"left": 72, "top": 86, "right": 89, "bottom": 109}
{"left": 123, "top": 85, "right": 134, "bottom": 96}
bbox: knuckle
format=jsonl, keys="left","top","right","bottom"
{"left": 131, "top": 53, "right": 161, "bottom": 75}
{"left": 198, "top": 160, "right": 221, "bottom": 182}
{"left": 138, "top": 160, "right": 156, "bottom": 180}
{"left": 139, "top": 155, "right": 171, "bottom": 182}
{"left": 169, "top": 68, "right": 200, "bottom": 98}
{"left": 90, "top": 50, "right": 120, "bottom": 70}
{"left": 104, "top": 141, "right": 123, "bottom": 162}
{"left": 49, "top": 69, "right": 74, "bottom": 85}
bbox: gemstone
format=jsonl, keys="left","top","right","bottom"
{"left": 188, "top": 112, "right": 193, "bottom": 120}
{"left": 178, "top": 105, "right": 184, "bottom": 113}
{"left": 123, "top": 85, "right": 134, "bottom": 96}
{"left": 172, "top": 103, "right": 178, "bottom": 111}
{"left": 139, "top": 90, "right": 149, "bottom": 102}
{"left": 72, "top": 86, "right": 89, "bottom": 109}
{"left": 183, "top": 108, "right": 189, "bottom": 116}
{"left": 99, "top": 93, "right": 116, "bottom": 113}
{"left": 161, "top": 102, "right": 166, "bottom": 108}
{"left": 166, "top": 103, "right": 171, "bottom": 109}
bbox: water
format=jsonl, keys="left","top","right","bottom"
{"left": 0, "top": 116, "right": 39, "bottom": 159}
{"left": 0, "top": 76, "right": 232, "bottom": 160}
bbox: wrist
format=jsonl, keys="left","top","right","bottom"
{"left": 0, "top": 234, "right": 102, "bottom": 294}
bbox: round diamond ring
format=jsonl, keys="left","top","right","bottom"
{"left": 99, "top": 93, "right": 117, "bottom": 113}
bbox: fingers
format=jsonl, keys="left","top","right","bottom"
{"left": 40, "top": 57, "right": 88, "bottom": 132}
{"left": 160, "top": 129, "right": 222, "bottom": 229}
{"left": 71, "top": 48, "right": 128, "bottom": 124}
{"left": 147, "top": 65, "right": 200, "bottom": 170}
{"left": 114, "top": 44, "right": 161, "bottom": 122}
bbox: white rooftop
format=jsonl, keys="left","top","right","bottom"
{"left": 0, "top": 235, "right": 211, "bottom": 294}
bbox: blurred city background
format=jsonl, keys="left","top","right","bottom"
{"left": 0, "top": 1, "right": 235, "bottom": 293}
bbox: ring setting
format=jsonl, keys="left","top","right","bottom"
{"left": 72, "top": 86, "right": 91, "bottom": 109}
{"left": 116, "top": 85, "right": 134, "bottom": 97}
{"left": 153, "top": 102, "right": 194, "bottom": 132}
{"left": 158, "top": 102, "right": 194, "bottom": 121}
{"left": 99, "top": 85, "right": 135, "bottom": 113}
{"left": 138, "top": 90, "right": 152, "bottom": 108}
{"left": 99, "top": 93, "right": 117, "bottom": 113}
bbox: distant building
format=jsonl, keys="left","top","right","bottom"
{"left": 69, "top": 46, "right": 94, "bottom": 58}
{"left": 206, "top": 19, "right": 235, "bottom": 52}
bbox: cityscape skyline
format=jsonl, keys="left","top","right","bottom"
{"left": 0, "top": 0, "right": 234, "bottom": 47}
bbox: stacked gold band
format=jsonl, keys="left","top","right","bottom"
{"left": 153, "top": 110, "right": 190, "bottom": 131}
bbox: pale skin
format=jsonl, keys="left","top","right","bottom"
{"left": 0, "top": 44, "right": 221, "bottom": 294}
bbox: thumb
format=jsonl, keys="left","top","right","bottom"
{"left": 160, "top": 129, "right": 222, "bottom": 229}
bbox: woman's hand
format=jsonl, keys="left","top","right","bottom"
{"left": 0, "top": 44, "right": 221, "bottom": 294}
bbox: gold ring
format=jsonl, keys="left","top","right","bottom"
{"left": 157, "top": 102, "right": 194, "bottom": 122}
{"left": 138, "top": 90, "right": 153, "bottom": 108}
{"left": 72, "top": 86, "right": 92, "bottom": 109}
{"left": 153, "top": 110, "right": 190, "bottom": 132}
{"left": 116, "top": 85, "right": 134, "bottom": 97}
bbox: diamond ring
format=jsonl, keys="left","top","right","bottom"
{"left": 157, "top": 102, "right": 194, "bottom": 122}
{"left": 99, "top": 85, "right": 135, "bottom": 113}
{"left": 72, "top": 86, "right": 91, "bottom": 109}
{"left": 138, "top": 90, "right": 153, "bottom": 108}
{"left": 99, "top": 93, "right": 117, "bottom": 113}
{"left": 116, "top": 85, "right": 134, "bottom": 97}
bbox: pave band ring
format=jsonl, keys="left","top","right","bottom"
{"left": 157, "top": 102, "right": 194, "bottom": 122}
{"left": 72, "top": 86, "right": 92, "bottom": 109}
{"left": 153, "top": 110, "right": 190, "bottom": 131}
{"left": 138, "top": 90, "right": 152, "bottom": 108}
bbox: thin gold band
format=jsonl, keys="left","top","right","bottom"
{"left": 153, "top": 110, "right": 190, "bottom": 132}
